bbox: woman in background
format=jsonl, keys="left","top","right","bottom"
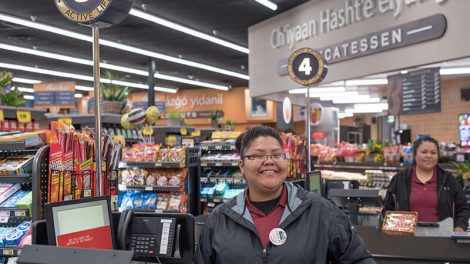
{"left": 383, "top": 137, "right": 470, "bottom": 231}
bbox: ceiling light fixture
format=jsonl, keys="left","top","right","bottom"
{"left": 289, "top": 86, "right": 346, "bottom": 94}
{"left": 254, "top": 0, "right": 278, "bottom": 10}
{"left": 0, "top": 62, "right": 177, "bottom": 93}
{"left": 332, "top": 97, "right": 381, "bottom": 104}
{"left": 345, "top": 79, "right": 388, "bottom": 86}
{"left": 0, "top": 13, "right": 249, "bottom": 80}
{"left": 0, "top": 43, "right": 229, "bottom": 90}
{"left": 17, "top": 87, "right": 34, "bottom": 93}
{"left": 12, "top": 77, "right": 41, "bottom": 84}
{"left": 129, "top": 9, "right": 249, "bottom": 54}
{"left": 440, "top": 67, "right": 470, "bottom": 75}
{"left": 76, "top": 85, "right": 94, "bottom": 92}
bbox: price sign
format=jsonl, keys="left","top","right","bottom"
{"left": 287, "top": 48, "right": 328, "bottom": 86}
{"left": 142, "top": 126, "right": 154, "bottom": 136}
{"left": 16, "top": 110, "right": 32, "bottom": 123}
{"left": 191, "top": 130, "right": 201, "bottom": 137}
{"left": 58, "top": 117, "right": 73, "bottom": 124}
{"left": 0, "top": 109, "right": 4, "bottom": 121}
{"left": 180, "top": 128, "right": 187, "bottom": 136}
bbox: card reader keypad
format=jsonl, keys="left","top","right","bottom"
{"left": 130, "top": 235, "right": 156, "bottom": 256}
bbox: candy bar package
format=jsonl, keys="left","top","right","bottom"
{"left": 0, "top": 155, "right": 34, "bottom": 175}
{"left": 382, "top": 211, "right": 418, "bottom": 236}
{"left": 15, "top": 192, "right": 32, "bottom": 215}
{"left": 0, "top": 191, "right": 29, "bottom": 208}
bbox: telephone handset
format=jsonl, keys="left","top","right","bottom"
{"left": 117, "top": 210, "right": 181, "bottom": 259}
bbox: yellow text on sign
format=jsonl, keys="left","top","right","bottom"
{"left": 58, "top": 117, "right": 73, "bottom": 124}
{"left": 16, "top": 110, "right": 31, "bottom": 123}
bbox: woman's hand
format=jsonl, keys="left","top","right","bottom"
{"left": 454, "top": 227, "right": 466, "bottom": 232}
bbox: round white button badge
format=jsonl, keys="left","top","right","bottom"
{"left": 269, "top": 228, "right": 287, "bottom": 246}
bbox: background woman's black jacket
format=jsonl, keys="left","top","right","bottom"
{"left": 383, "top": 166, "right": 470, "bottom": 229}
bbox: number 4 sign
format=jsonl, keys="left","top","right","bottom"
{"left": 287, "top": 48, "right": 328, "bottom": 86}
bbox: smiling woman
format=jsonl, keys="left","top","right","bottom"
{"left": 383, "top": 137, "right": 470, "bottom": 232}
{"left": 195, "top": 125, "right": 375, "bottom": 264}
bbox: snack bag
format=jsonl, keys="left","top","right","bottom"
{"left": 144, "top": 192, "right": 157, "bottom": 210}
{"left": 121, "top": 147, "right": 134, "bottom": 162}
{"left": 156, "top": 193, "right": 169, "bottom": 210}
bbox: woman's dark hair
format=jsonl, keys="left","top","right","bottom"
{"left": 413, "top": 137, "right": 440, "bottom": 162}
{"left": 235, "top": 126, "right": 283, "bottom": 157}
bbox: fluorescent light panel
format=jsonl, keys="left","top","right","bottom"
{"left": 74, "top": 93, "right": 83, "bottom": 98}
{"left": 24, "top": 95, "right": 34, "bottom": 100}
{"left": 333, "top": 97, "right": 381, "bottom": 104}
{"left": 254, "top": 0, "right": 278, "bottom": 10}
{"left": 0, "top": 62, "right": 177, "bottom": 93}
{"left": 289, "top": 86, "right": 346, "bottom": 94}
{"left": 440, "top": 67, "right": 470, "bottom": 75}
{"left": 12, "top": 77, "right": 41, "bottom": 84}
{"left": 129, "top": 9, "right": 249, "bottom": 54}
{"left": 345, "top": 79, "right": 388, "bottom": 86}
{"left": 0, "top": 13, "right": 249, "bottom": 80}
{"left": 0, "top": 43, "right": 228, "bottom": 90}
{"left": 17, "top": 87, "right": 34, "bottom": 93}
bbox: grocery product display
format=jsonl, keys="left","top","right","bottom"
{"left": 118, "top": 144, "right": 198, "bottom": 214}
{"left": 0, "top": 0, "right": 470, "bottom": 262}
{"left": 199, "top": 137, "right": 245, "bottom": 214}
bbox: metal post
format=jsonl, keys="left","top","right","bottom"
{"left": 306, "top": 86, "right": 312, "bottom": 172}
{"left": 92, "top": 27, "right": 103, "bottom": 196}
{"left": 148, "top": 58, "right": 156, "bottom": 107}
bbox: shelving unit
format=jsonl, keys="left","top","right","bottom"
{"left": 117, "top": 147, "right": 200, "bottom": 215}
{"left": 199, "top": 143, "right": 244, "bottom": 214}
{"left": 0, "top": 106, "right": 46, "bottom": 122}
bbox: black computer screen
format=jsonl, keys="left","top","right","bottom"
{"left": 45, "top": 196, "right": 115, "bottom": 250}
{"left": 308, "top": 171, "right": 322, "bottom": 195}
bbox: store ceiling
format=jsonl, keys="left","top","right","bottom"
{"left": 0, "top": 0, "right": 310, "bottom": 94}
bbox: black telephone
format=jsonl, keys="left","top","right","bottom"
{"left": 116, "top": 210, "right": 182, "bottom": 260}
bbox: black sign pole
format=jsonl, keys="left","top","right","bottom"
{"left": 54, "top": 0, "right": 135, "bottom": 196}
{"left": 306, "top": 86, "right": 312, "bottom": 172}
{"left": 148, "top": 58, "right": 156, "bottom": 107}
{"left": 92, "top": 27, "right": 103, "bottom": 196}
{"left": 287, "top": 48, "right": 327, "bottom": 174}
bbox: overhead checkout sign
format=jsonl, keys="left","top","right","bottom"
{"left": 287, "top": 47, "right": 328, "bottom": 86}
{"left": 55, "top": 0, "right": 134, "bottom": 27}
{"left": 278, "top": 14, "right": 447, "bottom": 76}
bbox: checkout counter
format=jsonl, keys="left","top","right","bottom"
{"left": 357, "top": 225, "right": 470, "bottom": 263}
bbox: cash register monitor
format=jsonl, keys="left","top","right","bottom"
{"left": 307, "top": 171, "right": 323, "bottom": 196}
{"left": 45, "top": 196, "right": 115, "bottom": 250}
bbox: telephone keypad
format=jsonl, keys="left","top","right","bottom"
{"left": 130, "top": 235, "right": 157, "bottom": 256}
